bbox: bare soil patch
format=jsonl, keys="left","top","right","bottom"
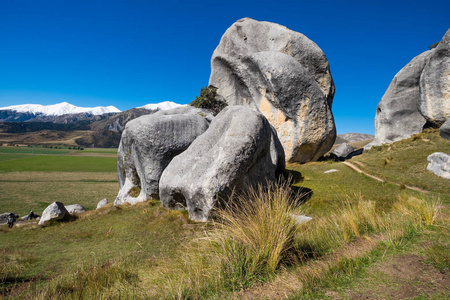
{"left": 347, "top": 254, "right": 450, "bottom": 299}
{"left": 343, "top": 161, "right": 429, "bottom": 193}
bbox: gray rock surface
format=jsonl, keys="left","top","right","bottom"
{"left": 39, "top": 202, "right": 68, "bottom": 226}
{"left": 369, "top": 28, "right": 450, "bottom": 147}
{"left": 332, "top": 143, "right": 354, "bottom": 160}
{"left": 115, "top": 106, "right": 213, "bottom": 206}
{"left": 209, "top": 18, "right": 336, "bottom": 163}
{"left": 427, "top": 152, "right": 450, "bottom": 179}
{"left": 369, "top": 51, "right": 432, "bottom": 147}
{"left": 419, "top": 29, "right": 450, "bottom": 126}
{"left": 440, "top": 119, "right": 450, "bottom": 140}
{"left": 96, "top": 198, "right": 108, "bottom": 209}
{"left": 65, "top": 204, "right": 86, "bottom": 214}
{"left": 159, "top": 106, "right": 285, "bottom": 221}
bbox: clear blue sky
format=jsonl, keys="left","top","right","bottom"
{"left": 0, "top": 0, "right": 449, "bottom": 134}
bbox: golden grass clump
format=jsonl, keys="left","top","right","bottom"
{"left": 212, "top": 181, "right": 301, "bottom": 290}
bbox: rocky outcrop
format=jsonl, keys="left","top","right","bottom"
{"left": 369, "top": 28, "right": 450, "bottom": 147}
{"left": 427, "top": 152, "right": 450, "bottom": 179}
{"left": 39, "top": 202, "right": 68, "bottom": 226}
{"left": 65, "top": 204, "right": 86, "bottom": 214}
{"left": 440, "top": 119, "right": 450, "bottom": 140}
{"left": 115, "top": 106, "right": 213, "bottom": 206}
{"left": 159, "top": 106, "right": 285, "bottom": 221}
{"left": 209, "top": 18, "right": 336, "bottom": 163}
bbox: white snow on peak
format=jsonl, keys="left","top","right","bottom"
{"left": 140, "top": 101, "right": 184, "bottom": 111}
{"left": 0, "top": 101, "right": 121, "bottom": 116}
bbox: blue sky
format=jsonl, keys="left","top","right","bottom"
{"left": 0, "top": 0, "right": 449, "bottom": 134}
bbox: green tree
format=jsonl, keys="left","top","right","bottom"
{"left": 190, "top": 86, "right": 227, "bottom": 116}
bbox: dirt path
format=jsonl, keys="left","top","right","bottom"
{"left": 237, "top": 235, "right": 383, "bottom": 299}
{"left": 342, "top": 161, "right": 429, "bottom": 193}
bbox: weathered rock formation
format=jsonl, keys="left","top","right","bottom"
{"left": 39, "top": 202, "right": 68, "bottom": 226}
{"left": 115, "top": 106, "right": 213, "bottom": 206}
{"left": 209, "top": 18, "right": 336, "bottom": 163}
{"left": 159, "top": 106, "right": 285, "bottom": 221}
{"left": 369, "top": 28, "right": 450, "bottom": 147}
{"left": 427, "top": 152, "right": 450, "bottom": 179}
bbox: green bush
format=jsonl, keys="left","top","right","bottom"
{"left": 190, "top": 86, "right": 227, "bottom": 116}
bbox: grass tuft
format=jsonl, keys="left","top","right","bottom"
{"left": 212, "top": 181, "right": 300, "bottom": 290}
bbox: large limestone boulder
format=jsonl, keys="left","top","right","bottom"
{"left": 159, "top": 106, "right": 285, "bottom": 221}
{"left": 369, "top": 28, "right": 450, "bottom": 147}
{"left": 39, "top": 202, "right": 68, "bottom": 226}
{"left": 427, "top": 152, "right": 450, "bottom": 179}
{"left": 115, "top": 106, "right": 213, "bottom": 206}
{"left": 209, "top": 18, "right": 336, "bottom": 163}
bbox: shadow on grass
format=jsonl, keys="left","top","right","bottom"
{"left": 290, "top": 186, "right": 313, "bottom": 207}
{"left": 280, "top": 169, "right": 313, "bottom": 207}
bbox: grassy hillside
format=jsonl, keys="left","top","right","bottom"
{"left": 0, "top": 130, "right": 449, "bottom": 299}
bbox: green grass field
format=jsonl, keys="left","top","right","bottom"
{"left": 0, "top": 149, "right": 118, "bottom": 216}
{"left": 0, "top": 131, "right": 449, "bottom": 299}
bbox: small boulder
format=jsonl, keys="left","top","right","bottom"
{"left": 290, "top": 214, "right": 312, "bottom": 225}
{"left": 0, "top": 213, "right": 19, "bottom": 224}
{"left": 65, "top": 204, "right": 86, "bottom": 214}
{"left": 427, "top": 152, "right": 450, "bottom": 179}
{"left": 440, "top": 119, "right": 450, "bottom": 140}
{"left": 20, "top": 211, "right": 40, "bottom": 221}
{"left": 332, "top": 143, "right": 354, "bottom": 160}
{"left": 115, "top": 106, "right": 213, "bottom": 206}
{"left": 159, "top": 106, "right": 285, "bottom": 221}
{"left": 38, "top": 202, "right": 68, "bottom": 226}
{"left": 96, "top": 198, "right": 108, "bottom": 209}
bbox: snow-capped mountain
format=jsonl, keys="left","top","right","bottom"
{"left": 0, "top": 102, "right": 121, "bottom": 116}
{"left": 140, "top": 101, "right": 184, "bottom": 111}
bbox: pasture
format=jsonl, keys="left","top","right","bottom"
{"left": 0, "top": 131, "right": 449, "bottom": 299}
{"left": 0, "top": 146, "right": 117, "bottom": 216}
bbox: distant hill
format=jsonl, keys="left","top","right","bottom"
{"left": 0, "top": 102, "right": 120, "bottom": 122}
{"left": 335, "top": 133, "right": 374, "bottom": 145}
{"left": 0, "top": 101, "right": 184, "bottom": 148}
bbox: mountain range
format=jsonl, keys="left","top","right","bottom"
{"left": 0, "top": 101, "right": 183, "bottom": 148}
